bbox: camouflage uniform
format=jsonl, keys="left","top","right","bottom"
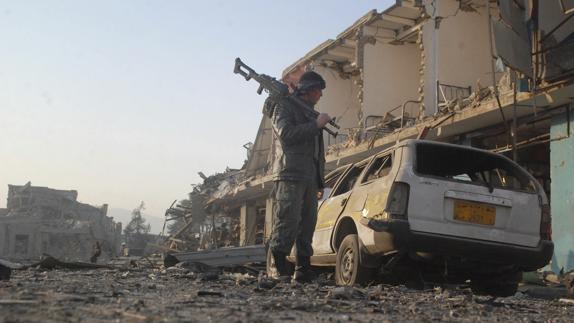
{"left": 268, "top": 95, "right": 325, "bottom": 261}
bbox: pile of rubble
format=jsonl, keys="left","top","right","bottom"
{"left": 0, "top": 253, "right": 573, "bottom": 322}
{"left": 158, "top": 169, "right": 243, "bottom": 253}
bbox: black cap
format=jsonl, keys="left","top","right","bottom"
{"left": 296, "top": 71, "right": 326, "bottom": 93}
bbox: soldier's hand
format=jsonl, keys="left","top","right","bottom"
{"left": 316, "top": 113, "right": 332, "bottom": 128}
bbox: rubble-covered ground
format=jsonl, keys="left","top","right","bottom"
{"left": 1, "top": 264, "right": 573, "bottom": 322}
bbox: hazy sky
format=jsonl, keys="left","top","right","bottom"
{"left": 0, "top": 1, "right": 392, "bottom": 217}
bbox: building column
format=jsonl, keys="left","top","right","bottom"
{"left": 240, "top": 202, "right": 257, "bottom": 246}
{"left": 550, "top": 106, "right": 574, "bottom": 272}
{"left": 264, "top": 198, "right": 274, "bottom": 242}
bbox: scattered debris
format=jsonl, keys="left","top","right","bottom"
{"left": 173, "top": 261, "right": 214, "bottom": 273}
{"left": 522, "top": 286, "right": 569, "bottom": 300}
{"left": 122, "top": 312, "right": 148, "bottom": 321}
{"left": 326, "top": 286, "right": 366, "bottom": 300}
{"left": 197, "top": 290, "right": 224, "bottom": 297}
{"left": 256, "top": 274, "right": 276, "bottom": 290}
{"left": 166, "top": 244, "right": 266, "bottom": 267}
{"left": 544, "top": 271, "right": 562, "bottom": 285}
{"left": 0, "top": 299, "right": 40, "bottom": 305}
{"left": 0, "top": 259, "right": 22, "bottom": 281}
{"left": 31, "top": 255, "right": 114, "bottom": 270}
{"left": 565, "top": 271, "right": 574, "bottom": 298}
{"left": 0, "top": 264, "right": 10, "bottom": 281}
{"left": 198, "top": 271, "right": 219, "bottom": 281}
{"left": 1, "top": 267, "right": 573, "bottom": 322}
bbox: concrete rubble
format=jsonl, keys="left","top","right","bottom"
{"left": 0, "top": 262, "right": 573, "bottom": 322}
{"left": 158, "top": 168, "right": 243, "bottom": 253}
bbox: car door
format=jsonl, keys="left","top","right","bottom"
{"left": 346, "top": 151, "right": 396, "bottom": 221}
{"left": 312, "top": 162, "right": 369, "bottom": 254}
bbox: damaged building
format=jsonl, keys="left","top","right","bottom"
{"left": 0, "top": 182, "right": 122, "bottom": 261}
{"left": 161, "top": 168, "right": 244, "bottom": 252}
{"left": 171, "top": 0, "right": 574, "bottom": 273}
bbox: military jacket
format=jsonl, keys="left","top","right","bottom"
{"left": 270, "top": 96, "right": 326, "bottom": 188}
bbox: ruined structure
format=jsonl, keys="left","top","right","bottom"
{"left": 161, "top": 168, "right": 243, "bottom": 252}
{"left": 0, "top": 182, "right": 122, "bottom": 261}
{"left": 172, "top": 0, "right": 574, "bottom": 272}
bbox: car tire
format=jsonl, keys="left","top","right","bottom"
{"left": 470, "top": 271, "right": 522, "bottom": 297}
{"left": 266, "top": 247, "right": 294, "bottom": 278}
{"left": 335, "top": 234, "right": 375, "bottom": 286}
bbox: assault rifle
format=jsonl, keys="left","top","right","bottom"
{"left": 233, "top": 57, "right": 340, "bottom": 137}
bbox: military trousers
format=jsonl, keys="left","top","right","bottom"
{"left": 269, "top": 179, "right": 318, "bottom": 259}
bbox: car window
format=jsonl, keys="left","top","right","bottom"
{"left": 321, "top": 167, "right": 347, "bottom": 201}
{"left": 415, "top": 143, "right": 537, "bottom": 193}
{"left": 362, "top": 153, "right": 393, "bottom": 183}
{"left": 324, "top": 168, "right": 345, "bottom": 189}
{"left": 332, "top": 164, "right": 367, "bottom": 196}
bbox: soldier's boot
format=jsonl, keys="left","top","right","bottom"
{"left": 272, "top": 251, "right": 291, "bottom": 282}
{"left": 293, "top": 256, "right": 317, "bottom": 283}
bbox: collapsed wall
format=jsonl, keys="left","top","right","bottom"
{"left": 0, "top": 182, "right": 122, "bottom": 261}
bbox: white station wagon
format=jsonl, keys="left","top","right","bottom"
{"left": 290, "top": 139, "right": 553, "bottom": 296}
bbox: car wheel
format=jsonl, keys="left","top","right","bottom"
{"left": 470, "top": 271, "right": 522, "bottom": 297}
{"left": 335, "top": 234, "right": 375, "bottom": 286}
{"left": 266, "top": 247, "right": 294, "bottom": 278}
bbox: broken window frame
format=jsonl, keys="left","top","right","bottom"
{"left": 361, "top": 152, "right": 394, "bottom": 184}
{"left": 321, "top": 165, "right": 351, "bottom": 202}
{"left": 413, "top": 143, "right": 537, "bottom": 194}
{"left": 330, "top": 161, "right": 370, "bottom": 197}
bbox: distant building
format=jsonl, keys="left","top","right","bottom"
{"left": 0, "top": 182, "right": 122, "bottom": 261}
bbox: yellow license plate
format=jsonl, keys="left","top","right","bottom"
{"left": 453, "top": 200, "right": 496, "bottom": 225}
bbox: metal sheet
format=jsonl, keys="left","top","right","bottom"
{"left": 171, "top": 244, "right": 266, "bottom": 267}
{"left": 493, "top": 20, "right": 533, "bottom": 77}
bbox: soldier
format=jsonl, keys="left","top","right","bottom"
{"left": 268, "top": 71, "right": 331, "bottom": 283}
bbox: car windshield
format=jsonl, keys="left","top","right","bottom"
{"left": 415, "top": 143, "right": 537, "bottom": 193}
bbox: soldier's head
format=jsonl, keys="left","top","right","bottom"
{"left": 296, "top": 71, "right": 326, "bottom": 105}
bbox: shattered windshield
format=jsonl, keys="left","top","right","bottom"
{"left": 415, "top": 143, "right": 537, "bottom": 193}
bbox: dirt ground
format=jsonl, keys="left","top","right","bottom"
{"left": 1, "top": 264, "right": 573, "bottom": 323}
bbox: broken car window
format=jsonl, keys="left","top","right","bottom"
{"left": 415, "top": 143, "right": 536, "bottom": 193}
{"left": 332, "top": 164, "right": 367, "bottom": 196}
{"left": 362, "top": 153, "right": 393, "bottom": 183}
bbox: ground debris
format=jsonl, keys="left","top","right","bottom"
{"left": 197, "top": 290, "right": 224, "bottom": 297}
{"left": 0, "top": 264, "right": 11, "bottom": 281}
{"left": 174, "top": 261, "right": 214, "bottom": 273}
{"left": 326, "top": 286, "right": 366, "bottom": 300}
{"left": 1, "top": 268, "right": 573, "bottom": 322}
{"left": 0, "top": 299, "right": 39, "bottom": 305}
{"left": 564, "top": 271, "right": 574, "bottom": 298}
{"left": 31, "top": 255, "right": 114, "bottom": 270}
